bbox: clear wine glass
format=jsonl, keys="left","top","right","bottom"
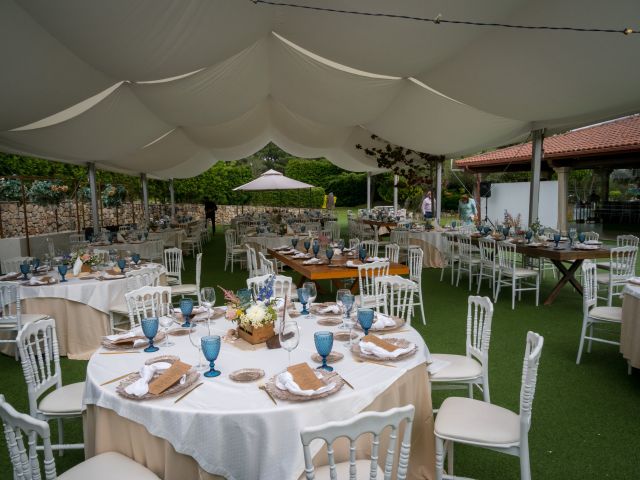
{"left": 303, "top": 282, "right": 317, "bottom": 318}
{"left": 188, "top": 324, "right": 206, "bottom": 371}
{"left": 159, "top": 303, "right": 176, "bottom": 347}
{"left": 279, "top": 320, "right": 300, "bottom": 366}
{"left": 201, "top": 287, "right": 217, "bottom": 333}
{"left": 336, "top": 288, "right": 350, "bottom": 329}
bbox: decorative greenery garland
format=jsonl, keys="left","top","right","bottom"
{"left": 0, "top": 178, "right": 22, "bottom": 202}
{"left": 27, "top": 180, "right": 68, "bottom": 206}
{"left": 101, "top": 184, "right": 127, "bottom": 208}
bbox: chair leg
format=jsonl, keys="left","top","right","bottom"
{"left": 512, "top": 277, "right": 516, "bottom": 310}
{"left": 535, "top": 275, "right": 540, "bottom": 306}
{"left": 435, "top": 436, "right": 445, "bottom": 480}
{"left": 456, "top": 262, "right": 461, "bottom": 287}
{"left": 467, "top": 383, "right": 473, "bottom": 399}
{"left": 494, "top": 272, "right": 502, "bottom": 303}
{"left": 447, "top": 441, "right": 454, "bottom": 477}
{"left": 476, "top": 265, "right": 483, "bottom": 294}
{"left": 418, "top": 289, "right": 426, "bottom": 325}
{"left": 482, "top": 376, "right": 490, "bottom": 403}
{"left": 57, "top": 418, "right": 64, "bottom": 457}
{"left": 520, "top": 439, "right": 531, "bottom": 480}
{"left": 576, "top": 318, "right": 589, "bottom": 364}
{"left": 588, "top": 324, "right": 594, "bottom": 353}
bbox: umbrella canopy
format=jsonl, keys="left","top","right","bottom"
{"left": 233, "top": 169, "right": 314, "bottom": 191}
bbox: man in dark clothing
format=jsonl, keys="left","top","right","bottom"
{"left": 203, "top": 197, "right": 218, "bottom": 234}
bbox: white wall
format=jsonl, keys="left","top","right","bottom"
{"left": 483, "top": 181, "right": 558, "bottom": 228}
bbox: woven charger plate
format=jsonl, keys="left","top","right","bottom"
{"left": 311, "top": 351, "right": 344, "bottom": 364}
{"left": 265, "top": 370, "right": 344, "bottom": 402}
{"left": 334, "top": 331, "right": 358, "bottom": 342}
{"left": 168, "top": 328, "right": 191, "bottom": 336}
{"left": 101, "top": 331, "right": 166, "bottom": 350}
{"left": 317, "top": 317, "right": 342, "bottom": 326}
{"left": 116, "top": 355, "right": 199, "bottom": 401}
{"left": 351, "top": 337, "right": 417, "bottom": 362}
{"left": 354, "top": 315, "right": 404, "bottom": 332}
{"left": 309, "top": 303, "right": 341, "bottom": 316}
{"left": 229, "top": 368, "right": 265, "bottom": 382}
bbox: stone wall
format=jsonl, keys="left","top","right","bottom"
{"left": 215, "top": 205, "right": 308, "bottom": 225}
{"left": 0, "top": 201, "right": 204, "bottom": 238}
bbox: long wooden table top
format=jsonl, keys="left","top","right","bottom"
{"left": 361, "top": 219, "right": 398, "bottom": 228}
{"left": 268, "top": 248, "right": 409, "bottom": 280}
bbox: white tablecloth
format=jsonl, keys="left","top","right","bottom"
{"left": 243, "top": 234, "right": 296, "bottom": 250}
{"left": 409, "top": 231, "right": 446, "bottom": 268}
{"left": 148, "top": 229, "right": 186, "bottom": 248}
{"left": 84, "top": 317, "right": 430, "bottom": 480}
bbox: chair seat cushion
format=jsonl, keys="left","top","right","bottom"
{"left": 21, "top": 313, "right": 49, "bottom": 324}
{"left": 59, "top": 451, "right": 160, "bottom": 480}
{"left": 435, "top": 396, "right": 520, "bottom": 447}
{"left": 310, "top": 459, "right": 383, "bottom": 480}
{"left": 109, "top": 303, "right": 129, "bottom": 315}
{"left": 429, "top": 354, "right": 482, "bottom": 381}
{"left": 38, "top": 382, "right": 85, "bottom": 415}
{"left": 166, "top": 277, "right": 180, "bottom": 286}
{"left": 590, "top": 306, "right": 622, "bottom": 322}
{"left": 501, "top": 267, "right": 538, "bottom": 278}
{"left": 171, "top": 284, "right": 197, "bottom": 295}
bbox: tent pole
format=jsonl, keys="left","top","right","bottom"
{"left": 141, "top": 173, "right": 149, "bottom": 227}
{"left": 528, "top": 129, "right": 544, "bottom": 226}
{"left": 20, "top": 181, "right": 31, "bottom": 256}
{"left": 87, "top": 162, "right": 100, "bottom": 236}
{"left": 393, "top": 174, "right": 399, "bottom": 212}
{"left": 435, "top": 160, "right": 443, "bottom": 225}
{"left": 169, "top": 178, "right": 176, "bottom": 221}
{"left": 367, "top": 172, "right": 372, "bottom": 210}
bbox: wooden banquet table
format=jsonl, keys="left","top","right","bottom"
{"left": 84, "top": 315, "right": 435, "bottom": 480}
{"left": 268, "top": 248, "right": 410, "bottom": 293}
{"left": 621, "top": 282, "right": 640, "bottom": 369}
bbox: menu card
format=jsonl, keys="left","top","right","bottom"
{"left": 148, "top": 360, "right": 192, "bottom": 395}
{"left": 362, "top": 334, "right": 399, "bottom": 352}
{"left": 287, "top": 363, "right": 324, "bottom": 390}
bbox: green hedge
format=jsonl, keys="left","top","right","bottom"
{"left": 251, "top": 187, "right": 325, "bottom": 208}
{"left": 285, "top": 159, "right": 343, "bottom": 189}
{"left": 174, "top": 161, "right": 252, "bottom": 204}
{"left": 325, "top": 173, "right": 367, "bottom": 206}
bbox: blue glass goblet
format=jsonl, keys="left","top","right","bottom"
{"left": 314, "top": 331, "right": 334, "bottom": 372}
{"left": 553, "top": 233, "right": 561, "bottom": 248}
{"left": 525, "top": 230, "right": 533, "bottom": 244}
{"left": 502, "top": 227, "right": 510, "bottom": 239}
{"left": 57, "top": 264, "right": 68, "bottom": 282}
{"left": 304, "top": 239, "right": 311, "bottom": 253}
{"left": 141, "top": 317, "right": 160, "bottom": 353}
{"left": 20, "top": 263, "right": 30, "bottom": 280}
{"left": 312, "top": 241, "right": 320, "bottom": 258}
{"left": 201, "top": 335, "right": 221, "bottom": 378}
{"left": 451, "top": 220, "right": 457, "bottom": 229}
{"left": 477, "top": 225, "right": 483, "bottom": 234}
{"left": 578, "top": 232, "right": 586, "bottom": 244}
{"left": 483, "top": 226, "right": 491, "bottom": 236}
{"left": 237, "top": 288, "right": 252, "bottom": 307}
{"left": 32, "top": 258, "right": 40, "bottom": 272}
{"left": 325, "top": 247, "right": 334, "bottom": 265}
{"left": 338, "top": 239, "right": 345, "bottom": 251}
{"left": 297, "top": 287, "right": 310, "bottom": 315}
{"left": 357, "top": 308, "right": 375, "bottom": 336}
{"left": 117, "top": 258, "right": 126, "bottom": 273}
{"left": 359, "top": 246, "right": 367, "bottom": 262}
{"left": 132, "top": 253, "right": 141, "bottom": 265}
{"left": 291, "top": 238, "right": 298, "bottom": 249}
{"left": 180, "top": 298, "right": 194, "bottom": 328}
{"left": 300, "top": 224, "right": 306, "bottom": 233}
{"left": 342, "top": 293, "right": 355, "bottom": 322}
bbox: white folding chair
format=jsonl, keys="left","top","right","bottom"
{"left": 163, "top": 247, "right": 183, "bottom": 286}
{"left": 596, "top": 246, "right": 637, "bottom": 306}
{"left": 0, "top": 282, "right": 49, "bottom": 359}
{"left": 434, "top": 332, "right": 544, "bottom": 480}
{"left": 430, "top": 296, "right": 494, "bottom": 403}
{"left": 301, "top": 405, "right": 415, "bottom": 480}
{"left": 390, "top": 229, "right": 410, "bottom": 261}
{"left": 455, "top": 234, "right": 480, "bottom": 291}
{"left": 247, "top": 274, "right": 292, "bottom": 300}
{"left": 171, "top": 252, "right": 202, "bottom": 304}
{"left": 125, "top": 286, "right": 172, "bottom": 329}
{"left": 0, "top": 394, "right": 160, "bottom": 480}
{"left": 225, "top": 229, "right": 245, "bottom": 272}
{"left": 16, "top": 319, "right": 84, "bottom": 452}
{"left": 576, "top": 260, "right": 623, "bottom": 364}
{"left": 407, "top": 246, "right": 426, "bottom": 325}
{"left": 349, "top": 237, "right": 360, "bottom": 251}
{"left": 384, "top": 243, "right": 400, "bottom": 264}
{"left": 495, "top": 241, "right": 539, "bottom": 310}
{"left": 245, "top": 244, "right": 260, "bottom": 277}
{"left": 477, "top": 237, "right": 497, "bottom": 297}
{"left": 258, "top": 252, "right": 276, "bottom": 275}
{"left": 1, "top": 257, "right": 33, "bottom": 275}
{"left": 181, "top": 227, "right": 202, "bottom": 257}
{"left": 439, "top": 233, "right": 458, "bottom": 285}
{"left": 357, "top": 261, "right": 390, "bottom": 308}
{"left": 145, "top": 239, "right": 165, "bottom": 262}
{"left": 375, "top": 275, "right": 417, "bottom": 325}
{"left": 360, "top": 240, "right": 379, "bottom": 258}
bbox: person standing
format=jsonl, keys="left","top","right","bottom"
{"left": 458, "top": 194, "right": 477, "bottom": 225}
{"left": 203, "top": 197, "right": 218, "bottom": 234}
{"left": 422, "top": 191, "right": 433, "bottom": 220}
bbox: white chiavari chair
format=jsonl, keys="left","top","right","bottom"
{"left": 125, "top": 286, "right": 172, "bottom": 329}
{"left": 163, "top": 247, "right": 183, "bottom": 285}
{"left": 0, "top": 282, "right": 49, "bottom": 359}
{"left": 456, "top": 234, "right": 481, "bottom": 291}
{"left": 407, "top": 246, "right": 426, "bottom": 325}
{"left": 357, "top": 261, "right": 389, "bottom": 309}
{"left": 477, "top": 237, "right": 497, "bottom": 298}
{"left": 375, "top": 275, "right": 417, "bottom": 325}
{"left": 225, "top": 229, "right": 245, "bottom": 272}
{"left": 171, "top": 252, "right": 202, "bottom": 304}
{"left": 596, "top": 245, "right": 637, "bottom": 306}
{"left": 495, "top": 241, "right": 539, "bottom": 310}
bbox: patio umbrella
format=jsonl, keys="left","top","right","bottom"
{"left": 233, "top": 170, "right": 314, "bottom": 191}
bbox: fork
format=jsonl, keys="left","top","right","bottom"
{"left": 258, "top": 383, "right": 278, "bottom": 405}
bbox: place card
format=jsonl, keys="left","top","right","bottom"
{"left": 148, "top": 360, "right": 192, "bottom": 395}
{"left": 362, "top": 334, "right": 399, "bottom": 352}
{"left": 287, "top": 363, "right": 324, "bottom": 391}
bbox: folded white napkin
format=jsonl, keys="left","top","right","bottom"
{"left": 273, "top": 298, "right": 285, "bottom": 310}
{"left": 117, "top": 232, "right": 126, "bottom": 243}
{"left": 319, "top": 304, "right": 341, "bottom": 314}
{"left": 302, "top": 258, "right": 322, "bottom": 265}
{"left": 293, "top": 252, "right": 310, "bottom": 259}
{"left": 275, "top": 371, "right": 335, "bottom": 396}
{"left": 585, "top": 240, "right": 601, "bottom": 245}
{"left": 427, "top": 357, "right": 452, "bottom": 375}
{"left": 72, "top": 257, "right": 83, "bottom": 276}
{"left": 28, "top": 276, "right": 49, "bottom": 285}
{"left": 105, "top": 327, "right": 143, "bottom": 342}
{"left": 359, "top": 340, "right": 414, "bottom": 359}
{"left": 173, "top": 305, "right": 207, "bottom": 315}
{"left": 124, "top": 362, "right": 187, "bottom": 397}
{"left": 102, "top": 273, "right": 125, "bottom": 279}
{"left": 628, "top": 277, "right": 640, "bottom": 285}
{"left": 0, "top": 272, "right": 17, "bottom": 280}
{"left": 346, "top": 260, "right": 359, "bottom": 268}
{"left": 371, "top": 313, "right": 396, "bottom": 330}
{"left": 367, "top": 256, "right": 388, "bottom": 262}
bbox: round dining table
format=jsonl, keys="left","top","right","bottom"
{"left": 621, "top": 282, "right": 640, "bottom": 369}
{"left": 84, "top": 314, "right": 436, "bottom": 480}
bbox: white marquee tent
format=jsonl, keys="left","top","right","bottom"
{"left": 2, "top": 0, "right": 639, "bottom": 181}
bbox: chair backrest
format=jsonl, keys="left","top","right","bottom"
{"left": 465, "top": 296, "right": 494, "bottom": 365}
{"left": 247, "top": 274, "right": 292, "bottom": 300}
{"left": 349, "top": 237, "right": 360, "bottom": 250}
{"left": 225, "top": 229, "right": 238, "bottom": 251}
{"left": 125, "top": 286, "right": 172, "bottom": 327}
{"left": 583, "top": 231, "right": 599, "bottom": 242}
{"left": 0, "top": 281, "right": 22, "bottom": 331}
{"left": 407, "top": 247, "right": 423, "bottom": 284}
{"left": 390, "top": 229, "right": 409, "bottom": 248}
{"left": 146, "top": 239, "right": 165, "bottom": 261}
{"left": 442, "top": 233, "right": 457, "bottom": 262}
{"left": 375, "top": 276, "right": 416, "bottom": 324}
{"left": 0, "top": 394, "right": 57, "bottom": 480}
{"left": 496, "top": 241, "right": 517, "bottom": 271}
{"left": 358, "top": 261, "right": 390, "bottom": 306}
{"left": 360, "top": 240, "right": 379, "bottom": 258}
{"left": 93, "top": 249, "right": 110, "bottom": 263}
{"left": 1, "top": 257, "right": 33, "bottom": 275}
{"left": 325, "top": 221, "right": 340, "bottom": 241}
{"left": 617, "top": 234, "right": 639, "bottom": 248}
{"left": 385, "top": 244, "right": 400, "bottom": 264}
{"left": 245, "top": 244, "right": 259, "bottom": 277}
{"left": 195, "top": 252, "right": 202, "bottom": 290}
{"left": 124, "top": 269, "right": 155, "bottom": 292}
{"left": 457, "top": 235, "right": 474, "bottom": 260}
{"left": 608, "top": 246, "right": 637, "bottom": 281}
{"left": 478, "top": 237, "right": 496, "bottom": 265}
{"left": 258, "top": 252, "right": 275, "bottom": 275}
{"left": 519, "top": 332, "right": 544, "bottom": 433}
{"left": 16, "top": 319, "right": 62, "bottom": 417}
{"left": 581, "top": 260, "right": 598, "bottom": 312}
{"left": 300, "top": 405, "right": 415, "bottom": 480}
{"left": 163, "top": 247, "right": 183, "bottom": 283}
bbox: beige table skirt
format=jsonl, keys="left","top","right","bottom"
{"left": 621, "top": 293, "right": 640, "bottom": 368}
{"left": 0, "top": 298, "right": 109, "bottom": 360}
{"left": 84, "top": 364, "right": 435, "bottom": 480}
{"left": 410, "top": 239, "right": 444, "bottom": 269}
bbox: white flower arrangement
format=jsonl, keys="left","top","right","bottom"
{"left": 238, "top": 301, "right": 277, "bottom": 330}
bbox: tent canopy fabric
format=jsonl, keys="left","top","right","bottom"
{"left": 233, "top": 169, "right": 314, "bottom": 191}
{"left": 1, "top": 1, "right": 639, "bottom": 178}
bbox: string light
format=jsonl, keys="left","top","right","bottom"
{"left": 252, "top": 0, "right": 638, "bottom": 36}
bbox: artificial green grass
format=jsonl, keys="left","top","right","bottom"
{"left": 1, "top": 224, "right": 639, "bottom": 479}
